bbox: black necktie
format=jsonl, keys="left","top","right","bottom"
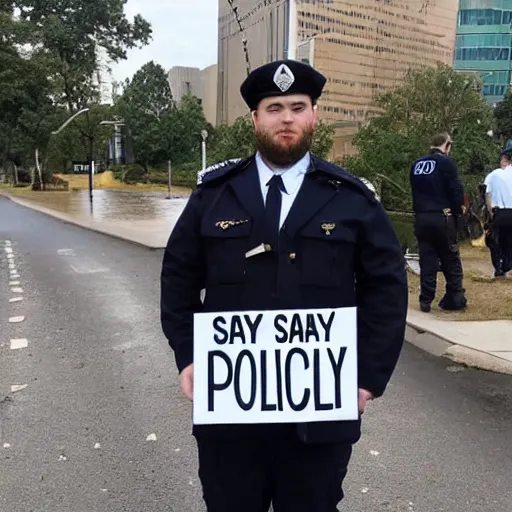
{"left": 264, "top": 174, "right": 287, "bottom": 251}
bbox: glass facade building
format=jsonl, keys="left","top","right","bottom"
{"left": 454, "top": 0, "right": 512, "bottom": 104}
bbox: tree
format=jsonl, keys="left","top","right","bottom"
{"left": 494, "top": 89, "right": 512, "bottom": 147}
{"left": 311, "top": 119, "right": 334, "bottom": 159}
{"left": 343, "top": 64, "right": 500, "bottom": 210}
{"left": 14, "top": 0, "right": 152, "bottom": 110}
{"left": 208, "top": 115, "right": 255, "bottom": 164}
{"left": 116, "top": 61, "right": 176, "bottom": 170}
{"left": 171, "top": 95, "right": 210, "bottom": 165}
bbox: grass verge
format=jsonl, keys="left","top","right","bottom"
{"left": 408, "top": 244, "right": 512, "bottom": 321}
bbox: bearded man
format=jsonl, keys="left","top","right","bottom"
{"left": 160, "top": 60, "right": 408, "bottom": 512}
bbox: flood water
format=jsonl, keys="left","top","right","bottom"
{"left": 17, "top": 189, "right": 189, "bottom": 222}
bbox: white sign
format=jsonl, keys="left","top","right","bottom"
{"left": 193, "top": 307, "right": 358, "bottom": 425}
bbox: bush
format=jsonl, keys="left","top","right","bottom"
{"left": 107, "top": 164, "right": 147, "bottom": 184}
{"left": 123, "top": 165, "right": 146, "bottom": 184}
{"left": 16, "top": 168, "right": 32, "bottom": 184}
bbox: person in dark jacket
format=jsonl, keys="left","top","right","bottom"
{"left": 410, "top": 133, "right": 467, "bottom": 312}
{"left": 160, "top": 59, "right": 408, "bottom": 512}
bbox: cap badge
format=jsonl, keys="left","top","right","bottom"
{"left": 273, "top": 64, "right": 295, "bottom": 92}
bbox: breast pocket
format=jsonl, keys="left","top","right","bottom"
{"left": 201, "top": 219, "right": 253, "bottom": 284}
{"left": 298, "top": 222, "right": 356, "bottom": 287}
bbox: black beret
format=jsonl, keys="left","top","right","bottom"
{"left": 240, "top": 59, "right": 327, "bottom": 111}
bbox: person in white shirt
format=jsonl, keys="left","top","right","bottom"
{"left": 483, "top": 152, "right": 511, "bottom": 276}
{"left": 488, "top": 153, "right": 512, "bottom": 275}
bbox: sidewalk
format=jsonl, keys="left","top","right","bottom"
{"left": 3, "top": 190, "right": 512, "bottom": 375}
{"left": 407, "top": 310, "right": 512, "bottom": 375}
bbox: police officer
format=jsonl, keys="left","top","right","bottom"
{"left": 410, "top": 133, "right": 467, "bottom": 312}
{"left": 160, "top": 59, "right": 408, "bottom": 512}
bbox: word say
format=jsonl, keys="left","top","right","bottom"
{"left": 193, "top": 308, "right": 358, "bottom": 425}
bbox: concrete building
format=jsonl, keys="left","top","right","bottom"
{"left": 201, "top": 64, "right": 219, "bottom": 127}
{"left": 217, "top": 0, "right": 459, "bottom": 159}
{"left": 168, "top": 66, "right": 203, "bottom": 103}
{"left": 168, "top": 65, "right": 218, "bottom": 126}
{"left": 454, "top": 0, "right": 512, "bottom": 105}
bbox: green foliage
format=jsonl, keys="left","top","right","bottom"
{"left": 0, "top": 1, "right": 151, "bottom": 187}
{"left": 116, "top": 63, "right": 210, "bottom": 170}
{"left": 494, "top": 89, "right": 512, "bottom": 147}
{"left": 311, "top": 119, "right": 334, "bottom": 159}
{"left": 14, "top": 0, "right": 152, "bottom": 109}
{"left": 208, "top": 116, "right": 256, "bottom": 164}
{"left": 344, "top": 64, "right": 500, "bottom": 210}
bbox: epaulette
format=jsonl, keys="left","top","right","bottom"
{"left": 309, "top": 156, "right": 380, "bottom": 203}
{"left": 197, "top": 158, "right": 250, "bottom": 186}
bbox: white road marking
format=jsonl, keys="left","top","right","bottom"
{"left": 10, "top": 339, "right": 28, "bottom": 350}
{"left": 11, "top": 288, "right": 23, "bottom": 293}
{"left": 58, "top": 248, "right": 76, "bottom": 256}
{"left": 6, "top": 254, "right": 14, "bottom": 259}
{"left": 58, "top": 455, "right": 67, "bottom": 461}
{"left": 9, "top": 297, "right": 23, "bottom": 303}
{"left": 9, "top": 274, "right": 20, "bottom": 279}
{"left": 3, "top": 443, "right": 11, "bottom": 448}
{"left": 5, "top": 247, "right": 13, "bottom": 253}
{"left": 11, "top": 384, "right": 28, "bottom": 392}
{"left": 174, "top": 448, "right": 180, "bottom": 452}
{"left": 9, "top": 281, "right": 20, "bottom": 286}
{"left": 361, "top": 487, "right": 369, "bottom": 494}
{"left": 9, "top": 316, "right": 25, "bottom": 323}
{"left": 94, "top": 443, "right": 101, "bottom": 449}
{"left": 370, "top": 450, "right": 380, "bottom": 456}
{"left": 146, "top": 433, "right": 157, "bottom": 442}
{"left": 8, "top": 263, "right": 16, "bottom": 269}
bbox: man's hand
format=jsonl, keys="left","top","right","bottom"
{"left": 358, "top": 388, "right": 374, "bottom": 415}
{"left": 180, "top": 364, "right": 194, "bottom": 401}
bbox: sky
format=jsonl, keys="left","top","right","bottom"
{"left": 111, "top": 0, "right": 219, "bottom": 83}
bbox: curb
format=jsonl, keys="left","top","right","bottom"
{"left": 405, "top": 321, "right": 512, "bottom": 376}
{"left": 0, "top": 193, "right": 167, "bottom": 250}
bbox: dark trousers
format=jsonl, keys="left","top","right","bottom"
{"left": 494, "top": 209, "right": 512, "bottom": 273}
{"left": 485, "top": 219, "right": 503, "bottom": 275}
{"left": 194, "top": 425, "right": 352, "bottom": 512}
{"left": 414, "top": 213, "right": 466, "bottom": 309}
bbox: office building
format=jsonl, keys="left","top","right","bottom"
{"left": 168, "top": 65, "right": 218, "bottom": 126}
{"left": 454, "top": 0, "right": 512, "bottom": 105}
{"left": 217, "top": 0, "right": 459, "bottom": 158}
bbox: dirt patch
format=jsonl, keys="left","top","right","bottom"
{"left": 408, "top": 244, "right": 512, "bottom": 321}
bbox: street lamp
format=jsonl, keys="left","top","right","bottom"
{"left": 201, "top": 129, "right": 208, "bottom": 171}
{"left": 51, "top": 108, "right": 95, "bottom": 203}
{"left": 51, "top": 108, "right": 90, "bottom": 136}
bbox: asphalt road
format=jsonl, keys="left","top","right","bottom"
{"left": 1, "top": 196, "right": 512, "bottom": 512}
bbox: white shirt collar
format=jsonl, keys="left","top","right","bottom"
{"left": 255, "top": 152, "right": 310, "bottom": 195}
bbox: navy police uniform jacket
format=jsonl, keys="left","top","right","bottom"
{"left": 410, "top": 149, "right": 465, "bottom": 215}
{"left": 160, "top": 154, "right": 408, "bottom": 445}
